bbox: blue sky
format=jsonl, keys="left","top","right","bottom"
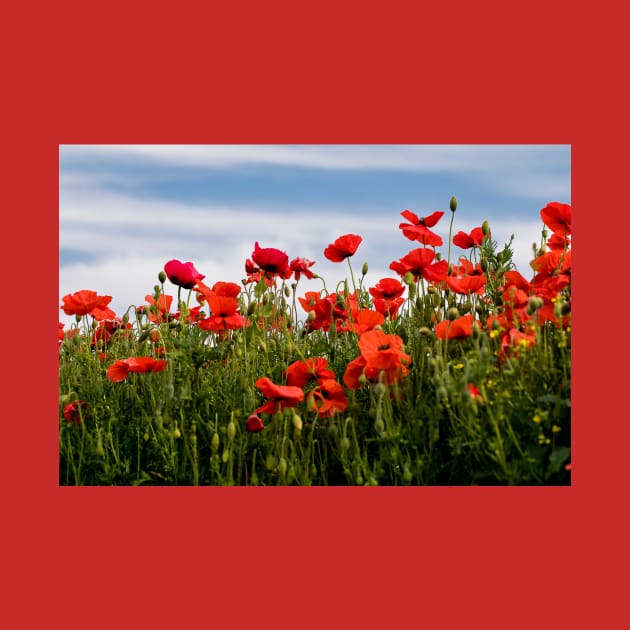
{"left": 59, "top": 145, "right": 571, "bottom": 325}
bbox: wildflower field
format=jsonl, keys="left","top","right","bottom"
{"left": 59, "top": 197, "right": 571, "bottom": 485}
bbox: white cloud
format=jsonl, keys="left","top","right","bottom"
{"left": 60, "top": 144, "right": 571, "bottom": 201}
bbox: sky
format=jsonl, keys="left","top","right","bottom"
{"left": 59, "top": 144, "right": 571, "bottom": 326}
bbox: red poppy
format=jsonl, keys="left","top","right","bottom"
{"left": 530, "top": 250, "right": 571, "bottom": 283}
{"left": 255, "top": 377, "right": 304, "bottom": 415}
{"left": 164, "top": 259, "right": 205, "bottom": 289}
{"left": 197, "top": 295, "right": 246, "bottom": 333}
{"left": 372, "top": 297, "right": 405, "bottom": 320}
{"left": 245, "top": 413, "right": 265, "bottom": 433}
{"left": 540, "top": 201, "right": 571, "bottom": 236}
{"left": 343, "top": 328, "right": 410, "bottom": 388}
{"left": 58, "top": 323, "right": 65, "bottom": 345}
{"left": 323, "top": 234, "right": 363, "bottom": 262}
{"left": 299, "top": 290, "right": 359, "bottom": 333}
{"left": 547, "top": 233, "right": 570, "bottom": 251}
{"left": 307, "top": 379, "right": 348, "bottom": 418}
{"left": 452, "top": 227, "right": 485, "bottom": 249}
{"left": 286, "top": 358, "right": 336, "bottom": 388}
{"left": 434, "top": 314, "right": 475, "bottom": 340}
{"left": 347, "top": 308, "right": 386, "bottom": 333}
{"left": 61, "top": 290, "right": 116, "bottom": 320}
{"left": 290, "top": 257, "right": 316, "bottom": 281}
{"left": 390, "top": 248, "right": 448, "bottom": 283}
{"left": 358, "top": 329, "right": 411, "bottom": 373}
{"left": 143, "top": 294, "right": 174, "bottom": 324}
{"left": 63, "top": 400, "right": 88, "bottom": 424}
{"left": 398, "top": 209, "right": 444, "bottom": 246}
{"left": 251, "top": 242, "right": 291, "bottom": 277}
{"left": 369, "top": 277, "right": 405, "bottom": 300}
{"left": 445, "top": 274, "right": 486, "bottom": 295}
{"left": 106, "top": 356, "right": 168, "bottom": 382}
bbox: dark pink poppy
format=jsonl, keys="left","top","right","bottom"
{"left": 164, "top": 260, "right": 205, "bottom": 289}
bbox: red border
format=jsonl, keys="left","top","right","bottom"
{"left": 4, "top": 2, "right": 624, "bottom": 628}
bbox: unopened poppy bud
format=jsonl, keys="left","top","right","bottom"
{"left": 450, "top": 196, "right": 458, "bottom": 212}
{"left": 122, "top": 313, "right": 129, "bottom": 324}
{"left": 306, "top": 395, "right": 317, "bottom": 412}
{"left": 361, "top": 262, "right": 369, "bottom": 276}
{"left": 211, "top": 432, "right": 220, "bottom": 450}
{"left": 542, "top": 229, "right": 548, "bottom": 239}
{"left": 307, "top": 310, "right": 316, "bottom": 323}
{"left": 277, "top": 457, "right": 288, "bottom": 476}
{"left": 340, "top": 436, "right": 351, "bottom": 451}
{"left": 435, "top": 252, "right": 442, "bottom": 261}
{"left": 402, "top": 271, "right": 414, "bottom": 286}
{"left": 247, "top": 302, "right": 256, "bottom": 316}
{"left": 358, "top": 373, "right": 368, "bottom": 387}
{"left": 172, "top": 426, "right": 181, "bottom": 439}
{"left": 284, "top": 286, "right": 291, "bottom": 299}
{"left": 374, "top": 382, "right": 387, "bottom": 398}
{"left": 158, "top": 271, "right": 167, "bottom": 284}
{"left": 419, "top": 326, "right": 432, "bottom": 336}
{"left": 153, "top": 285, "right": 161, "bottom": 295}
{"left": 292, "top": 413, "right": 303, "bottom": 431}
{"left": 481, "top": 220, "right": 490, "bottom": 236}
{"left": 447, "top": 307, "right": 460, "bottom": 321}
{"left": 259, "top": 341, "right": 267, "bottom": 352}
{"left": 227, "top": 420, "right": 236, "bottom": 441}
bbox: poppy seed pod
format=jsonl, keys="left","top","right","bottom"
{"left": 450, "top": 196, "right": 458, "bottom": 212}
{"left": 158, "top": 271, "right": 167, "bottom": 284}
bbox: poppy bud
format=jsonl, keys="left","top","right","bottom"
{"left": 227, "top": 420, "right": 236, "bottom": 441}
{"left": 158, "top": 271, "right": 167, "bottom": 284}
{"left": 284, "top": 286, "right": 291, "bottom": 299}
{"left": 419, "top": 326, "right": 432, "bottom": 336}
{"left": 277, "top": 457, "right": 288, "bottom": 476}
{"left": 362, "top": 262, "right": 369, "bottom": 276}
{"left": 292, "top": 412, "right": 303, "bottom": 430}
{"left": 450, "top": 196, "right": 458, "bottom": 212}
{"left": 447, "top": 307, "right": 460, "bottom": 321}
{"left": 481, "top": 220, "right": 490, "bottom": 236}
{"left": 211, "top": 432, "right": 220, "bottom": 450}
{"left": 374, "top": 382, "right": 387, "bottom": 398}
{"left": 307, "top": 310, "right": 316, "bottom": 323}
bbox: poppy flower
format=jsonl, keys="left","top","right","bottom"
{"left": 307, "top": 379, "right": 348, "bottom": 418}
{"left": 197, "top": 295, "right": 246, "bottom": 333}
{"left": 445, "top": 274, "right": 486, "bottom": 296}
{"left": 398, "top": 210, "right": 444, "bottom": 246}
{"left": 245, "top": 413, "right": 265, "bottom": 433}
{"left": 63, "top": 400, "right": 88, "bottom": 424}
{"left": 251, "top": 242, "right": 291, "bottom": 277}
{"left": 290, "top": 257, "right": 316, "bottom": 281}
{"left": 547, "top": 233, "right": 570, "bottom": 251}
{"left": 540, "top": 202, "right": 571, "bottom": 236}
{"left": 58, "top": 323, "right": 65, "bottom": 345}
{"left": 434, "top": 314, "right": 475, "bottom": 340}
{"left": 106, "top": 356, "right": 168, "bottom": 383}
{"left": 286, "top": 358, "right": 336, "bottom": 388}
{"left": 369, "top": 278, "right": 405, "bottom": 301}
{"left": 323, "top": 234, "right": 363, "bottom": 263}
{"left": 255, "top": 377, "right": 304, "bottom": 415}
{"left": 143, "top": 294, "right": 174, "bottom": 324}
{"left": 61, "top": 290, "right": 116, "bottom": 320}
{"left": 390, "top": 248, "right": 448, "bottom": 284}
{"left": 372, "top": 297, "right": 405, "bottom": 320}
{"left": 452, "top": 227, "right": 485, "bottom": 249}
{"left": 358, "top": 329, "right": 411, "bottom": 373}
{"left": 164, "top": 260, "right": 205, "bottom": 289}
{"left": 347, "top": 308, "right": 386, "bottom": 333}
